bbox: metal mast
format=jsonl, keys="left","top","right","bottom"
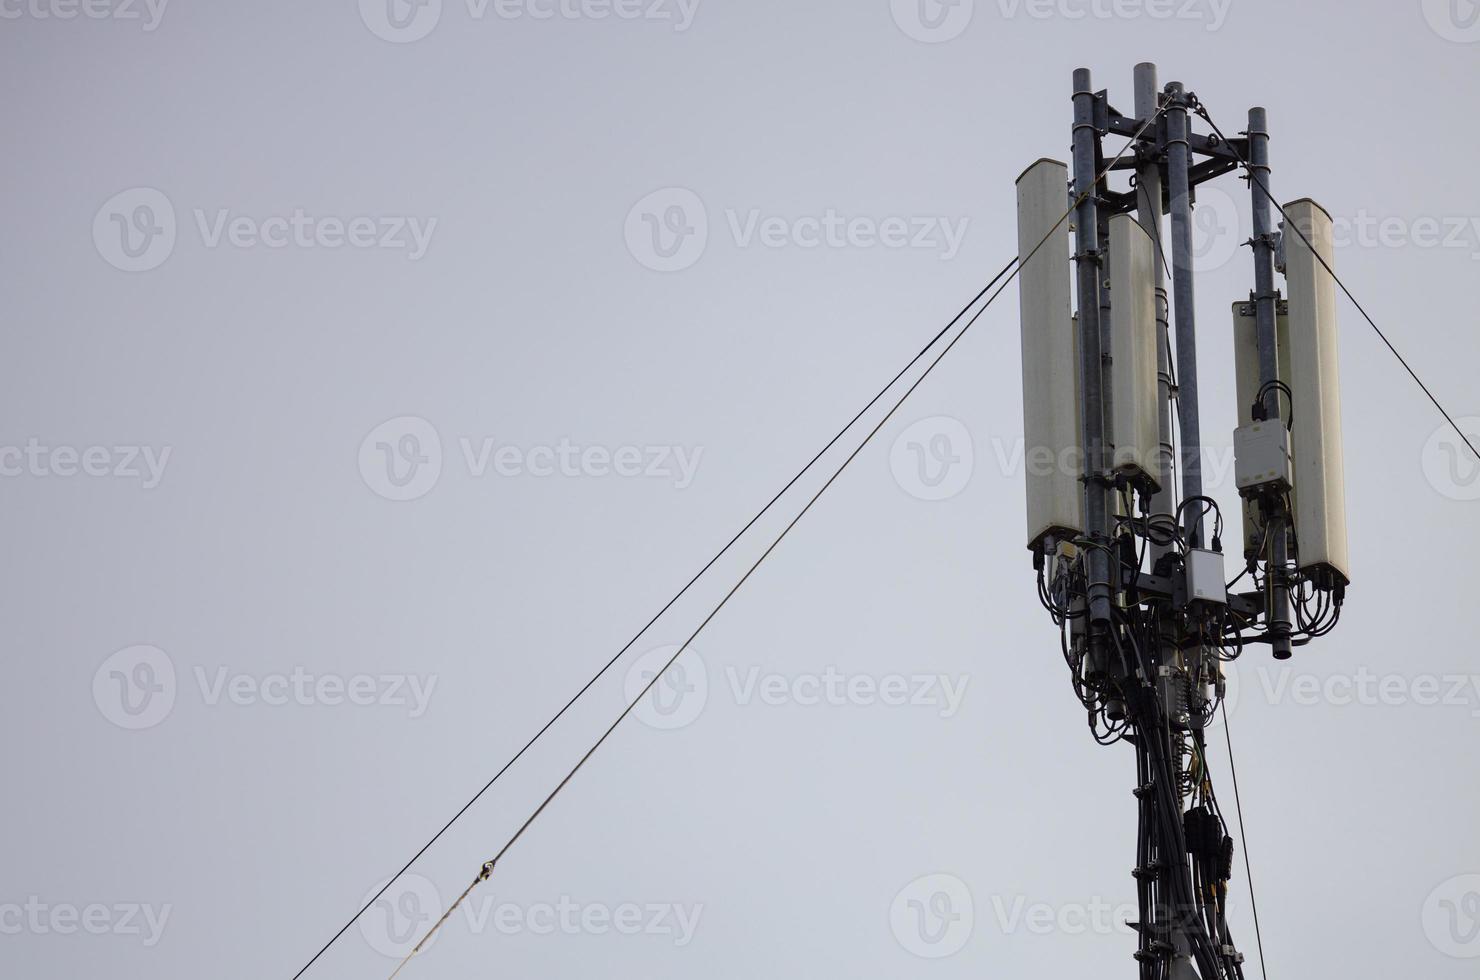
{"left": 1019, "top": 64, "right": 1351, "bottom": 979}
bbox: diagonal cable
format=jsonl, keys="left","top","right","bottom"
{"left": 288, "top": 272, "right": 1016, "bottom": 980}
{"left": 1222, "top": 704, "right": 1269, "bottom": 980}
{"left": 380, "top": 111, "right": 1167, "bottom": 980}
{"left": 1196, "top": 102, "right": 1480, "bottom": 463}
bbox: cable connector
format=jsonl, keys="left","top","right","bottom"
{"left": 1134, "top": 939, "right": 1175, "bottom": 962}
{"left": 478, "top": 860, "right": 497, "bottom": 882}
{"left": 1216, "top": 836, "right": 1234, "bottom": 884}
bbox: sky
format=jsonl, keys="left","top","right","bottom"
{"left": 4, "top": 0, "right": 1480, "bottom": 977}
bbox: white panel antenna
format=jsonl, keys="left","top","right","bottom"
{"left": 1016, "top": 159, "right": 1084, "bottom": 551}
{"left": 1108, "top": 214, "right": 1161, "bottom": 491}
{"left": 1282, "top": 199, "right": 1350, "bottom": 586}
{"left": 1231, "top": 301, "right": 1291, "bottom": 558}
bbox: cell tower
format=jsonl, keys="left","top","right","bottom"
{"left": 1017, "top": 64, "right": 1349, "bottom": 978}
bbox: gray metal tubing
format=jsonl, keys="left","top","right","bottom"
{"left": 1134, "top": 63, "right": 1175, "bottom": 562}
{"left": 1073, "top": 68, "right": 1113, "bottom": 626}
{"left": 1248, "top": 106, "right": 1294, "bottom": 658}
{"left": 1164, "top": 82, "right": 1204, "bottom": 546}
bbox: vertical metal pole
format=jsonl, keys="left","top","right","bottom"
{"left": 1134, "top": 63, "right": 1175, "bottom": 563}
{"left": 1132, "top": 63, "right": 1172, "bottom": 980}
{"left": 1161, "top": 83, "right": 1218, "bottom": 980}
{"left": 1164, "top": 82, "right": 1204, "bottom": 546}
{"left": 1072, "top": 68, "right": 1113, "bottom": 629}
{"left": 1100, "top": 219, "right": 1115, "bottom": 464}
{"left": 1247, "top": 107, "right": 1294, "bottom": 659}
{"left": 1248, "top": 108, "right": 1279, "bottom": 420}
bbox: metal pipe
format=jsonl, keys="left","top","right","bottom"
{"left": 1248, "top": 108, "right": 1279, "bottom": 420}
{"left": 1134, "top": 63, "right": 1175, "bottom": 564}
{"left": 1072, "top": 68, "right": 1113, "bottom": 628}
{"left": 1163, "top": 88, "right": 1224, "bottom": 973}
{"left": 1164, "top": 82, "right": 1204, "bottom": 546}
{"left": 1247, "top": 106, "right": 1294, "bottom": 659}
{"left": 1099, "top": 191, "right": 1115, "bottom": 509}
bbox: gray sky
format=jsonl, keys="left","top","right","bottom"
{"left": 4, "top": 0, "right": 1480, "bottom": 977}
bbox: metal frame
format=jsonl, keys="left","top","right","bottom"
{"left": 1059, "top": 64, "right": 1308, "bottom": 980}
